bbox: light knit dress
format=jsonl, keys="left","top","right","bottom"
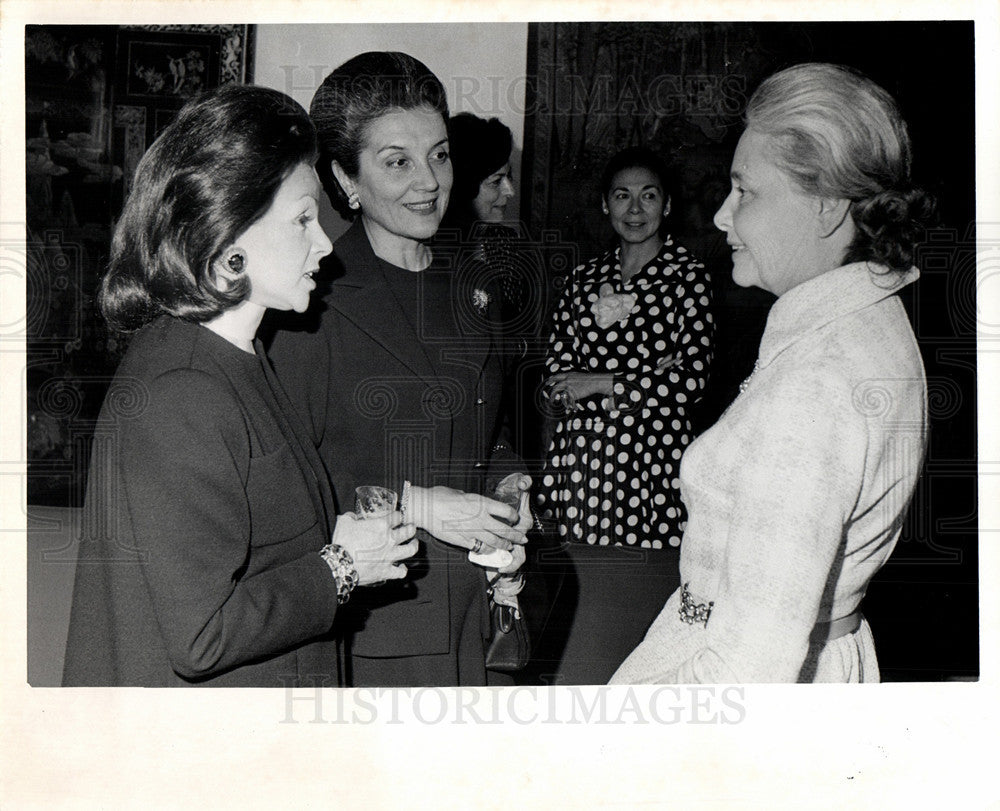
{"left": 610, "top": 263, "right": 927, "bottom": 683}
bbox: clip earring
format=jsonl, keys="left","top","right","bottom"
{"left": 226, "top": 248, "right": 247, "bottom": 274}
{"left": 348, "top": 193, "right": 360, "bottom": 210}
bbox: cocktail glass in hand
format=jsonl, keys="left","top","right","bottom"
{"left": 354, "top": 486, "right": 399, "bottom": 586}
{"left": 468, "top": 481, "right": 520, "bottom": 569}
{"left": 354, "top": 485, "right": 398, "bottom": 520}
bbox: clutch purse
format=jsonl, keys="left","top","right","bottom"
{"left": 485, "top": 585, "right": 531, "bottom": 672}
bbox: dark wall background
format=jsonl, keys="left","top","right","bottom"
{"left": 522, "top": 21, "right": 977, "bottom": 680}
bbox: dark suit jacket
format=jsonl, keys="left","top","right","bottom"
{"left": 63, "top": 317, "right": 342, "bottom": 686}
{"left": 267, "top": 221, "right": 521, "bottom": 658}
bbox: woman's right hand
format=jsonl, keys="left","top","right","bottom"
{"left": 408, "top": 485, "right": 523, "bottom": 553}
{"left": 331, "top": 511, "right": 417, "bottom": 586}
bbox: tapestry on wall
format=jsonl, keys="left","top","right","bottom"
{"left": 522, "top": 21, "right": 773, "bottom": 426}
{"left": 25, "top": 24, "right": 254, "bottom": 506}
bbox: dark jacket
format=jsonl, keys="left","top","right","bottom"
{"left": 63, "top": 317, "right": 341, "bottom": 686}
{"left": 267, "top": 221, "right": 520, "bottom": 659}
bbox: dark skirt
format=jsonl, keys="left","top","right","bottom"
{"left": 520, "top": 542, "right": 681, "bottom": 685}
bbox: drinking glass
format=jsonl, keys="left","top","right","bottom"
{"left": 354, "top": 486, "right": 398, "bottom": 520}
{"left": 354, "top": 486, "right": 399, "bottom": 587}
{"left": 468, "top": 481, "right": 521, "bottom": 568}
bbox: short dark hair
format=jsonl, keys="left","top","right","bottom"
{"left": 599, "top": 146, "right": 674, "bottom": 205}
{"left": 745, "top": 62, "right": 936, "bottom": 273}
{"left": 309, "top": 51, "right": 449, "bottom": 219}
{"left": 440, "top": 112, "right": 513, "bottom": 231}
{"left": 100, "top": 84, "right": 317, "bottom": 333}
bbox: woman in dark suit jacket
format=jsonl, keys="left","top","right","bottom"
{"left": 267, "top": 52, "right": 532, "bottom": 687}
{"left": 62, "top": 85, "right": 416, "bottom": 687}
{"left": 438, "top": 112, "right": 550, "bottom": 466}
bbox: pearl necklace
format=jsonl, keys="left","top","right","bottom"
{"left": 738, "top": 360, "right": 760, "bottom": 395}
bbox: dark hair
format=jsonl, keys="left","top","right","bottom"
{"left": 440, "top": 112, "right": 513, "bottom": 231}
{"left": 598, "top": 147, "right": 674, "bottom": 243}
{"left": 745, "top": 62, "right": 936, "bottom": 273}
{"left": 599, "top": 146, "right": 673, "bottom": 205}
{"left": 310, "top": 51, "right": 449, "bottom": 219}
{"left": 100, "top": 84, "right": 317, "bottom": 333}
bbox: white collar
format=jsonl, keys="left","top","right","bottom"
{"left": 757, "top": 262, "right": 919, "bottom": 369}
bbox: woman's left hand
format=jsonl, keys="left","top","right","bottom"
{"left": 496, "top": 541, "right": 526, "bottom": 575}
{"left": 491, "top": 475, "right": 532, "bottom": 574}
{"left": 546, "top": 372, "right": 614, "bottom": 410}
{"left": 494, "top": 472, "right": 533, "bottom": 540}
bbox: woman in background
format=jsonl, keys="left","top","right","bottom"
{"left": 440, "top": 111, "right": 548, "bottom": 465}
{"left": 442, "top": 112, "right": 517, "bottom": 226}
{"left": 612, "top": 63, "right": 932, "bottom": 684}
{"left": 63, "top": 85, "right": 416, "bottom": 687}
{"left": 534, "top": 146, "right": 714, "bottom": 684}
{"left": 439, "top": 112, "right": 521, "bottom": 312}
{"left": 267, "top": 52, "right": 532, "bottom": 687}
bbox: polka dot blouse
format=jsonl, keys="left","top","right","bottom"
{"left": 536, "top": 236, "right": 714, "bottom": 548}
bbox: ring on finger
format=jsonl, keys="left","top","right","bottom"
{"left": 472, "top": 539, "right": 484, "bottom": 554}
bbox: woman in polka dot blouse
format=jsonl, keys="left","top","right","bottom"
{"left": 534, "top": 146, "right": 714, "bottom": 684}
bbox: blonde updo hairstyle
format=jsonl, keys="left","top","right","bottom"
{"left": 745, "top": 62, "right": 935, "bottom": 274}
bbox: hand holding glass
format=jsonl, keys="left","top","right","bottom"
{"left": 355, "top": 485, "right": 398, "bottom": 519}
{"left": 468, "top": 478, "right": 526, "bottom": 568}
{"left": 341, "top": 486, "right": 415, "bottom": 585}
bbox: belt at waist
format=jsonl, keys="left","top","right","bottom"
{"left": 810, "top": 611, "right": 863, "bottom": 645}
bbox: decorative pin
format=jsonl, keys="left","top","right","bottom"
{"left": 678, "top": 583, "right": 714, "bottom": 627}
{"left": 472, "top": 288, "right": 490, "bottom": 313}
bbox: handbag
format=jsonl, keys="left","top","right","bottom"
{"left": 485, "top": 579, "right": 531, "bottom": 672}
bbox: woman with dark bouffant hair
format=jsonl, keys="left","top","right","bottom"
{"left": 267, "top": 52, "right": 533, "bottom": 687}
{"left": 439, "top": 111, "right": 548, "bottom": 464}
{"left": 438, "top": 112, "right": 527, "bottom": 331}
{"left": 63, "top": 84, "right": 417, "bottom": 687}
{"left": 440, "top": 112, "right": 516, "bottom": 230}
{"left": 612, "top": 63, "right": 935, "bottom": 684}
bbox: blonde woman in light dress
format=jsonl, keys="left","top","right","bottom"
{"left": 611, "top": 63, "right": 934, "bottom": 684}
